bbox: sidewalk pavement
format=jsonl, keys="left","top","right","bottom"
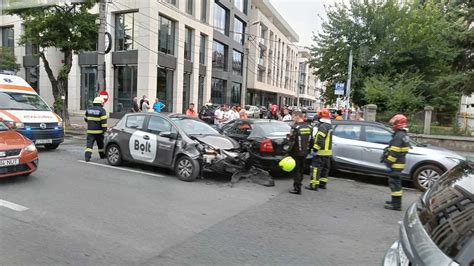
{"left": 66, "top": 113, "right": 119, "bottom": 136}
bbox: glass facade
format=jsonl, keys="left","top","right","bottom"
{"left": 114, "top": 65, "right": 137, "bottom": 113}
{"left": 1, "top": 26, "right": 14, "bottom": 54}
{"left": 232, "top": 50, "right": 243, "bottom": 76}
{"left": 186, "top": 0, "right": 194, "bottom": 15}
{"left": 198, "top": 76, "right": 205, "bottom": 108}
{"left": 182, "top": 73, "right": 191, "bottom": 113}
{"left": 234, "top": 0, "right": 246, "bottom": 14}
{"left": 233, "top": 17, "right": 245, "bottom": 44}
{"left": 115, "top": 13, "right": 138, "bottom": 51}
{"left": 164, "top": 0, "right": 177, "bottom": 5}
{"left": 211, "top": 78, "right": 226, "bottom": 104}
{"left": 231, "top": 83, "right": 242, "bottom": 105}
{"left": 201, "top": 0, "right": 207, "bottom": 22}
{"left": 212, "top": 40, "right": 227, "bottom": 71}
{"left": 159, "top": 16, "right": 176, "bottom": 55}
{"left": 25, "top": 66, "right": 39, "bottom": 93}
{"left": 184, "top": 27, "right": 193, "bottom": 61}
{"left": 199, "top": 34, "right": 207, "bottom": 65}
{"left": 213, "top": 2, "right": 228, "bottom": 35}
{"left": 157, "top": 67, "right": 174, "bottom": 112}
{"left": 80, "top": 67, "right": 97, "bottom": 110}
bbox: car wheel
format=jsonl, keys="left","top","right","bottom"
{"left": 106, "top": 144, "right": 123, "bottom": 166}
{"left": 175, "top": 156, "right": 200, "bottom": 182}
{"left": 413, "top": 165, "right": 443, "bottom": 191}
{"left": 44, "top": 144, "right": 60, "bottom": 150}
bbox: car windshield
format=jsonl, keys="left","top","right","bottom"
{"left": 245, "top": 106, "right": 251, "bottom": 111}
{"left": 0, "top": 122, "right": 10, "bottom": 131}
{"left": 252, "top": 122, "right": 291, "bottom": 136}
{"left": 419, "top": 162, "right": 474, "bottom": 263}
{"left": 171, "top": 118, "right": 220, "bottom": 136}
{"left": 0, "top": 92, "right": 51, "bottom": 111}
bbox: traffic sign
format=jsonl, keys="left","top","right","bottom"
{"left": 334, "top": 83, "right": 345, "bottom": 95}
{"left": 99, "top": 90, "right": 109, "bottom": 103}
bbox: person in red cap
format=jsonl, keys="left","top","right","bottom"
{"left": 382, "top": 114, "right": 410, "bottom": 211}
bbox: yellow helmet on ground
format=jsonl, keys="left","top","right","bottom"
{"left": 93, "top": 97, "right": 104, "bottom": 104}
{"left": 279, "top": 156, "right": 296, "bottom": 172}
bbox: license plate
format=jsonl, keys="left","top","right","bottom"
{"left": 0, "top": 159, "right": 19, "bottom": 167}
{"left": 35, "top": 139, "right": 52, "bottom": 144}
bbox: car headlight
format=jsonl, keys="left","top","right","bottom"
{"left": 15, "top": 122, "right": 25, "bottom": 129}
{"left": 57, "top": 122, "right": 64, "bottom": 128}
{"left": 24, "top": 144, "right": 37, "bottom": 152}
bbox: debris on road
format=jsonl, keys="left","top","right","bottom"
{"left": 231, "top": 167, "right": 275, "bottom": 187}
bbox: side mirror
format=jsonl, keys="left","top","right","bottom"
{"left": 159, "top": 131, "right": 177, "bottom": 139}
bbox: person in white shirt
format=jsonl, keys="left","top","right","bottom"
{"left": 214, "top": 105, "right": 226, "bottom": 127}
{"left": 228, "top": 105, "right": 240, "bottom": 121}
{"left": 281, "top": 108, "right": 293, "bottom": 121}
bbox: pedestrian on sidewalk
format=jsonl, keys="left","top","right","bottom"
{"left": 153, "top": 98, "right": 166, "bottom": 113}
{"left": 84, "top": 97, "right": 107, "bottom": 162}
{"left": 130, "top": 97, "right": 140, "bottom": 112}
{"left": 139, "top": 95, "right": 147, "bottom": 111}
{"left": 185, "top": 103, "right": 197, "bottom": 117}
{"left": 281, "top": 108, "right": 293, "bottom": 122}
{"left": 142, "top": 99, "right": 151, "bottom": 112}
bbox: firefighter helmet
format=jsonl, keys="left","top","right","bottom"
{"left": 93, "top": 97, "right": 105, "bottom": 104}
{"left": 389, "top": 114, "right": 408, "bottom": 130}
{"left": 318, "top": 108, "right": 331, "bottom": 119}
{"left": 279, "top": 156, "right": 296, "bottom": 172}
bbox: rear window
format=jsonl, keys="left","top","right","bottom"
{"left": 418, "top": 162, "right": 474, "bottom": 264}
{"left": 251, "top": 122, "right": 291, "bottom": 137}
{"left": 126, "top": 115, "right": 146, "bottom": 130}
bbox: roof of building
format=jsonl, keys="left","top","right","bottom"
{"left": 252, "top": 0, "right": 299, "bottom": 43}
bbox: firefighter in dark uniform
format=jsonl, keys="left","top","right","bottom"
{"left": 306, "top": 108, "right": 332, "bottom": 191}
{"left": 382, "top": 114, "right": 410, "bottom": 211}
{"left": 84, "top": 97, "right": 107, "bottom": 162}
{"left": 287, "top": 111, "right": 312, "bottom": 195}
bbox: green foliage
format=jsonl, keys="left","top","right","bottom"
{"left": 311, "top": 0, "right": 470, "bottom": 113}
{"left": 0, "top": 47, "right": 20, "bottom": 72}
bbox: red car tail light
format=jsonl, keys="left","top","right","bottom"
{"left": 260, "top": 138, "right": 274, "bottom": 153}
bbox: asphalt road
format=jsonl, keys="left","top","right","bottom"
{"left": 0, "top": 136, "right": 421, "bottom": 265}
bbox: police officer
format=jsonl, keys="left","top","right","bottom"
{"left": 306, "top": 108, "right": 332, "bottom": 191}
{"left": 287, "top": 111, "right": 312, "bottom": 195}
{"left": 84, "top": 97, "right": 107, "bottom": 162}
{"left": 382, "top": 114, "right": 410, "bottom": 211}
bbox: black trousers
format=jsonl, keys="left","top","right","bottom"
{"left": 310, "top": 156, "right": 331, "bottom": 186}
{"left": 388, "top": 169, "right": 402, "bottom": 197}
{"left": 85, "top": 134, "right": 105, "bottom": 161}
{"left": 291, "top": 156, "right": 306, "bottom": 189}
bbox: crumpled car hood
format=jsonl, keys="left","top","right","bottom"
{"left": 193, "top": 135, "right": 240, "bottom": 150}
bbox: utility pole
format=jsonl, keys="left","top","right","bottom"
{"left": 97, "top": 0, "right": 107, "bottom": 94}
{"left": 345, "top": 49, "right": 353, "bottom": 109}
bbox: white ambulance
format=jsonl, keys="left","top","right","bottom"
{"left": 0, "top": 74, "right": 64, "bottom": 150}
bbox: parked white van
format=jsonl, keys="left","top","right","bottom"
{"left": 0, "top": 74, "right": 64, "bottom": 150}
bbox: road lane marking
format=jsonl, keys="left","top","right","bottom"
{"left": 78, "top": 160, "right": 168, "bottom": 178}
{"left": 0, "top": 199, "right": 29, "bottom": 212}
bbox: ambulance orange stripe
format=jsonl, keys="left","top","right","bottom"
{"left": 53, "top": 112, "right": 63, "bottom": 122}
{"left": 0, "top": 84, "right": 35, "bottom": 92}
{"left": 0, "top": 110, "right": 21, "bottom": 122}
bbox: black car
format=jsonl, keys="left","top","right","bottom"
{"left": 104, "top": 113, "right": 243, "bottom": 181}
{"left": 384, "top": 161, "right": 474, "bottom": 265}
{"left": 221, "top": 119, "right": 295, "bottom": 172}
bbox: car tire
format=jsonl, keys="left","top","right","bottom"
{"left": 106, "top": 144, "right": 123, "bottom": 166}
{"left": 44, "top": 144, "right": 60, "bottom": 150}
{"left": 175, "top": 156, "right": 200, "bottom": 182}
{"left": 413, "top": 165, "right": 444, "bottom": 191}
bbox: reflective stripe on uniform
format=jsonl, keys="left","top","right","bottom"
{"left": 86, "top": 116, "right": 102, "bottom": 121}
{"left": 85, "top": 148, "right": 93, "bottom": 152}
{"left": 98, "top": 149, "right": 104, "bottom": 152}
{"left": 100, "top": 115, "right": 108, "bottom": 120}
{"left": 320, "top": 177, "right": 328, "bottom": 183}
{"left": 101, "top": 124, "right": 108, "bottom": 128}
{"left": 392, "top": 163, "right": 405, "bottom": 169}
{"left": 387, "top": 155, "right": 397, "bottom": 162}
{"left": 313, "top": 144, "right": 321, "bottom": 150}
{"left": 87, "top": 130, "right": 104, "bottom": 134}
{"left": 317, "top": 131, "right": 327, "bottom": 138}
{"left": 391, "top": 191, "right": 403, "bottom": 196}
{"left": 317, "top": 150, "right": 332, "bottom": 156}
{"left": 389, "top": 146, "right": 409, "bottom": 153}
{"left": 310, "top": 168, "right": 319, "bottom": 186}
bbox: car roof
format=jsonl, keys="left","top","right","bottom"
{"left": 332, "top": 120, "right": 388, "bottom": 128}
{"left": 239, "top": 119, "right": 288, "bottom": 124}
{"left": 124, "top": 112, "right": 200, "bottom": 120}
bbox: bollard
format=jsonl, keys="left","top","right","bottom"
{"left": 366, "top": 104, "right": 378, "bottom": 122}
{"left": 424, "top": 106, "right": 434, "bottom": 135}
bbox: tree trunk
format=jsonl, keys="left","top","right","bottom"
{"left": 57, "top": 49, "right": 73, "bottom": 125}
{"left": 39, "top": 52, "right": 59, "bottom": 100}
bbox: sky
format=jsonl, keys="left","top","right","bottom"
{"left": 269, "top": 0, "right": 334, "bottom": 47}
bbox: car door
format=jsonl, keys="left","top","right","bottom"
{"left": 331, "top": 124, "right": 364, "bottom": 169}
{"left": 121, "top": 114, "right": 148, "bottom": 161}
{"left": 145, "top": 116, "right": 177, "bottom": 167}
{"left": 361, "top": 125, "right": 393, "bottom": 173}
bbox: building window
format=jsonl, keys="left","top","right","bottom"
{"left": 211, "top": 78, "right": 226, "bottom": 104}
{"left": 164, "top": 0, "right": 177, "bottom": 6}
{"left": 232, "top": 50, "right": 243, "bottom": 76}
{"left": 214, "top": 2, "right": 229, "bottom": 36}
{"left": 201, "top": 0, "right": 208, "bottom": 22}
{"left": 1, "top": 26, "right": 14, "bottom": 55}
{"left": 115, "top": 13, "right": 138, "bottom": 51}
{"left": 212, "top": 40, "right": 227, "bottom": 71}
{"left": 25, "top": 66, "right": 39, "bottom": 93}
{"left": 159, "top": 16, "right": 176, "bottom": 56}
{"left": 114, "top": 65, "right": 137, "bottom": 112}
{"left": 198, "top": 76, "right": 205, "bottom": 108}
{"left": 184, "top": 27, "right": 193, "bottom": 61}
{"left": 182, "top": 73, "right": 192, "bottom": 113}
{"left": 231, "top": 83, "right": 241, "bottom": 105}
{"left": 157, "top": 67, "right": 174, "bottom": 112}
{"left": 257, "top": 70, "right": 264, "bottom": 82}
{"left": 186, "top": 0, "right": 194, "bottom": 15}
{"left": 25, "top": 42, "right": 39, "bottom": 55}
{"left": 199, "top": 34, "right": 207, "bottom": 65}
{"left": 233, "top": 17, "right": 245, "bottom": 45}
{"left": 234, "top": 0, "right": 247, "bottom": 14}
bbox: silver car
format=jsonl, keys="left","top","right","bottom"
{"left": 331, "top": 120, "right": 465, "bottom": 191}
{"left": 245, "top": 105, "right": 261, "bottom": 118}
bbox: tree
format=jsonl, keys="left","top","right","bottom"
{"left": 0, "top": 47, "right": 20, "bottom": 72}
{"left": 7, "top": 1, "right": 98, "bottom": 123}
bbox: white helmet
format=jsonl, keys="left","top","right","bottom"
{"left": 93, "top": 97, "right": 104, "bottom": 104}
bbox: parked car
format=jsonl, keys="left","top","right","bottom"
{"left": 0, "top": 118, "right": 39, "bottom": 178}
{"left": 331, "top": 120, "right": 465, "bottom": 191}
{"left": 221, "top": 119, "right": 295, "bottom": 172}
{"left": 383, "top": 161, "right": 473, "bottom": 265}
{"left": 104, "top": 113, "right": 243, "bottom": 182}
{"left": 245, "top": 105, "right": 261, "bottom": 118}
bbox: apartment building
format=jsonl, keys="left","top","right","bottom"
{"left": 297, "top": 48, "right": 322, "bottom": 108}
{"left": 245, "top": 0, "right": 299, "bottom": 107}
